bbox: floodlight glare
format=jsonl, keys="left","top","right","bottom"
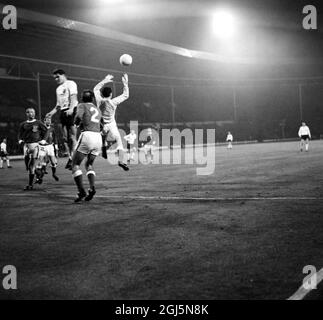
{"left": 212, "top": 11, "right": 235, "bottom": 38}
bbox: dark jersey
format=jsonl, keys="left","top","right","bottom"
{"left": 18, "top": 120, "right": 47, "bottom": 143}
{"left": 74, "top": 103, "right": 101, "bottom": 133}
{"left": 43, "top": 125, "right": 57, "bottom": 145}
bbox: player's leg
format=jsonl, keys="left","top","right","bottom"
{"left": 24, "top": 145, "right": 38, "bottom": 190}
{"left": 62, "top": 123, "right": 71, "bottom": 161}
{"left": 6, "top": 155, "right": 12, "bottom": 168}
{"left": 111, "top": 126, "right": 129, "bottom": 171}
{"left": 84, "top": 154, "right": 97, "bottom": 201}
{"left": 49, "top": 155, "right": 59, "bottom": 181}
{"left": 0, "top": 156, "right": 3, "bottom": 169}
{"left": 71, "top": 150, "right": 87, "bottom": 202}
{"left": 23, "top": 145, "right": 29, "bottom": 171}
{"left": 300, "top": 138, "right": 304, "bottom": 151}
{"left": 305, "top": 138, "right": 309, "bottom": 151}
{"left": 101, "top": 127, "right": 108, "bottom": 159}
{"left": 130, "top": 146, "right": 136, "bottom": 161}
{"left": 149, "top": 146, "right": 154, "bottom": 163}
{"left": 35, "top": 146, "right": 47, "bottom": 184}
{"left": 67, "top": 124, "right": 77, "bottom": 157}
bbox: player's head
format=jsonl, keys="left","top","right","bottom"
{"left": 301, "top": 121, "right": 306, "bottom": 126}
{"left": 44, "top": 116, "right": 52, "bottom": 126}
{"left": 2, "top": 138, "right": 6, "bottom": 143}
{"left": 100, "top": 86, "right": 112, "bottom": 98}
{"left": 26, "top": 108, "right": 36, "bottom": 120}
{"left": 82, "top": 89, "right": 94, "bottom": 103}
{"left": 52, "top": 68, "right": 67, "bottom": 85}
{"left": 130, "top": 130, "right": 135, "bottom": 135}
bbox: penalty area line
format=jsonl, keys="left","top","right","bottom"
{"left": 288, "top": 268, "right": 323, "bottom": 300}
{"left": 0, "top": 193, "right": 323, "bottom": 202}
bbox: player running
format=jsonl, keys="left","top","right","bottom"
{"left": 18, "top": 108, "right": 48, "bottom": 190}
{"left": 35, "top": 116, "right": 59, "bottom": 184}
{"left": 298, "top": 122, "right": 311, "bottom": 152}
{"left": 94, "top": 73, "right": 129, "bottom": 171}
{"left": 0, "top": 138, "right": 12, "bottom": 169}
{"left": 124, "top": 130, "right": 137, "bottom": 163}
{"left": 72, "top": 90, "right": 102, "bottom": 203}
{"left": 226, "top": 131, "right": 233, "bottom": 149}
{"left": 46, "top": 69, "right": 78, "bottom": 170}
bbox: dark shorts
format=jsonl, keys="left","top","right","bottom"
{"left": 127, "top": 143, "right": 133, "bottom": 150}
{"left": 59, "top": 108, "right": 76, "bottom": 127}
{"left": 0, "top": 151, "right": 7, "bottom": 158}
{"left": 300, "top": 135, "right": 310, "bottom": 140}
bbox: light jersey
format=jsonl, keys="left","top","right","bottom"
{"left": 0, "top": 142, "right": 7, "bottom": 153}
{"left": 56, "top": 80, "right": 78, "bottom": 111}
{"left": 124, "top": 133, "right": 137, "bottom": 144}
{"left": 75, "top": 103, "right": 102, "bottom": 133}
{"left": 226, "top": 134, "right": 233, "bottom": 141}
{"left": 98, "top": 86, "right": 129, "bottom": 124}
{"left": 298, "top": 126, "right": 311, "bottom": 137}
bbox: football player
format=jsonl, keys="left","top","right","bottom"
{"left": 72, "top": 89, "right": 102, "bottom": 203}
{"left": 94, "top": 74, "right": 129, "bottom": 171}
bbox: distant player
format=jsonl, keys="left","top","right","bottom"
{"left": 226, "top": 131, "right": 233, "bottom": 149}
{"left": 18, "top": 108, "right": 47, "bottom": 190}
{"left": 46, "top": 69, "right": 78, "bottom": 170}
{"left": 124, "top": 130, "right": 137, "bottom": 163}
{"left": 35, "top": 116, "right": 59, "bottom": 184}
{"left": 72, "top": 90, "right": 102, "bottom": 203}
{"left": 94, "top": 74, "right": 129, "bottom": 171}
{"left": 0, "top": 138, "right": 12, "bottom": 169}
{"left": 142, "top": 128, "right": 156, "bottom": 164}
{"left": 298, "top": 122, "right": 311, "bottom": 152}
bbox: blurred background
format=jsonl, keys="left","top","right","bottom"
{"left": 1, "top": 0, "right": 323, "bottom": 154}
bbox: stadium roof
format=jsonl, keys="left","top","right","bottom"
{"left": 1, "top": 0, "right": 323, "bottom": 85}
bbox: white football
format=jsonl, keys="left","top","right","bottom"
{"left": 119, "top": 54, "right": 133, "bottom": 66}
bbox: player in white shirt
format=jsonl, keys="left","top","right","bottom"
{"left": 46, "top": 69, "right": 78, "bottom": 170}
{"left": 124, "top": 130, "right": 137, "bottom": 163}
{"left": 94, "top": 73, "right": 129, "bottom": 171}
{"left": 226, "top": 131, "right": 233, "bottom": 149}
{"left": 142, "top": 128, "right": 156, "bottom": 164}
{"left": 0, "top": 138, "right": 12, "bottom": 169}
{"left": 298, "top": 122, "right": 311, "bottom": 152}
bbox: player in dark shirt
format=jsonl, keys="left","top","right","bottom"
{"left": 72, "top": 90, "right": 102, "bottom": 203}
{"left": 18, "top": 108, "right": 47, "bottom": 190}
{"left": 35, "top": 116, "right": 59, "bottom": 184}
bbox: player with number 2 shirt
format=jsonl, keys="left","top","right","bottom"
{"left": 71, "top": 89, "right": 102, "bottom": 203}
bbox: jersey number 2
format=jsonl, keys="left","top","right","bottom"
{"left": 90, "top": 107, "right": 100, "bottom": 123}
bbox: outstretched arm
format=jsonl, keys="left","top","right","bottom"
{"left": 112, "top": 74, "right": 129, "bottom": 106}
{"left": 94, "top": 74, "right": 114, "bottom": 106}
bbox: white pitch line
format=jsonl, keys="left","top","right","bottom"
{"left": 288, "top": 268, "right": 323, "bottom": 300}
{"left": 0, "top": 193, "right": 323, "bottom": 201}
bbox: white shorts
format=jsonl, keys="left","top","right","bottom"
{"left": 24, "top": 143, "right": 40, "bottom": 158}
{"left": 76, "top": 131, "right": 102, "bottom": 156}
{"left": 39, "top": 144, "right": 55, "bottom": 158}
{"left": 103, "top": 122, "right": 123, "bottom": 150}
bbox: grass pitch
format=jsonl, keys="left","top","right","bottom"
{"left": 0, "top": 140, "right": 323, "bottom": 299}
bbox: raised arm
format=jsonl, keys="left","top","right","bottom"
{"left": 94, "top": 74, "right": 114, "bottom": 106}
{"left": 111, "top": 74, "right": 129, "bottom": 106}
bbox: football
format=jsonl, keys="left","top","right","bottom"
{"left": 119, "top": 54, "right": 133, "bottom": 66}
